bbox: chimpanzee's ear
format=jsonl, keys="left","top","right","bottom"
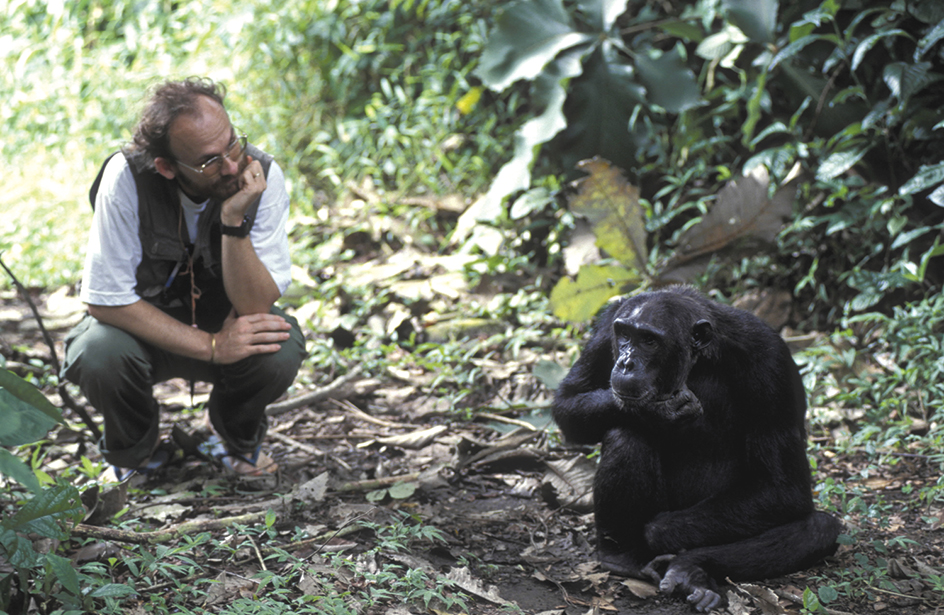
{"left": 692, "top": 319, "right": 713, "bottom": 351}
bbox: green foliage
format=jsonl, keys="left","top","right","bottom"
{"left": 236, "top": 0, "right": 518, "bottom": 200}
{"left": 2, "top": 0, "right": 519, "bottom": 288}
{"left": 465, "top": 0, "right": 702, "bottom": 227}
{"left": 0, "top": 370, "right": 105, "bottom": 612}
{"left": 473, "top": 0, "right": 944, "bottom": 325}
{"left": 0, "top": 368, "right": 63, "bottom": 492}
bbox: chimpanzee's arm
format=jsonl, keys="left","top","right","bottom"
{"left": 552, "top": 301, "right": 624, "bottom": 444}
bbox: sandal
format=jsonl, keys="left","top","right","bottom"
{"left": 103, "top": 440, "right": 177, "bottom": 483}
{"left": 195, "top": 434, "right": 279, "bottom": 477}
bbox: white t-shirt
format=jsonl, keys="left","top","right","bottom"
{"left": 80, "top": 154, "right": 292, "bottom": 307}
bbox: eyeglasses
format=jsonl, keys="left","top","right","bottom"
{"left": 175, "top": 132, "right": 247, "bottom": 177}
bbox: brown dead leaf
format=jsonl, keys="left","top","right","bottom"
{"left": 543, "top": 455, "right": 595, "bottom": 512}
{"left": 570, "top": 157, "right": 647, "bottom": 272}
{"left": 376, "top": 425, "right": 448, "bottom": 449}
{"left": 621, "top": 577, "right": 658, "bottom": 598}
{"left": 660, "top": 165, "right": 802, "bottom": 283}
{"left": 202, "top": 571, "right": 257, "bottom": 607}
{"left": 445, "top": 566, "right": 510, "bottom": 606}
{"left": 732, "top": 582, "right": 787, "bottom": 615}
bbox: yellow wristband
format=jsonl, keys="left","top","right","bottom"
{"left": 209, "top": 333, "right": 216, "bottom": 364}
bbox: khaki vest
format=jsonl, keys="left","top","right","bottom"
{"left": 90, "top": 145, "right": 274, "bottom": 330}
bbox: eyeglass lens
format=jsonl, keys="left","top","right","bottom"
{"left": 198, "top": 135, "right": 247, "bottom": 175}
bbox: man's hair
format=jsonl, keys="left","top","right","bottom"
{"left": 124, "top": 77, "right": 227, "bottom": 171}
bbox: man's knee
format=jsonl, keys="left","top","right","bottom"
{"left": 62, "top": 316, "right": 151, "bottom": 383}
{"left": 225, "top": 315, "right": 304, "bottom": 388}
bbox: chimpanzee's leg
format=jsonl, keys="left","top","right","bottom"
{"left": 594, "top": 427, "right": 667, "bottom": 576}
{"left": 657, "top": 511, "right": 842, "bottom": 612}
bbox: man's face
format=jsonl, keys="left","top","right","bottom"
{"left": 165, "top": 96, "right": 248, "bottom": 202}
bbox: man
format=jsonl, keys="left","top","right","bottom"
{"left": 62, "top": 78, "right": 306, "bottom": 481}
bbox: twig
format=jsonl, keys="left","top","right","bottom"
{"left": 329, "top": 397, "right": 412, "bottom": 428}
{"left": 476, "top": 412, "right": 538, "bottom": 431}
{"left": 246, "top": 534, "right": 267, "bottom": 572}
{"left": 266, "top": 367, "right": 363, "bottom": 416}
{"left": 0, "top": 254, "right": 101, "bottom": 439}
{"left": 334, "top": 473, "right": 421, "bottom": 493}
{"left": 268, "top": 431, "right": 326, "bottom": 457}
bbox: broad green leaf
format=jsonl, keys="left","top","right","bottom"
{"left": 6, "top": 484, "right": 84, "bottom": 539}
{"left": 635, "top": 45, "right": 702, "bottom": 114}
{"left": 88, "top": 584, "right": 138, "bottom": 599}
{"left": 915, "top": 19, "right": 944, "bottom": 60}
{"left": 569, "top": 158, "right": 647, "bottom": 271}
{"left": 476, "top": 0, "right": 593, "bottom": 92}
{"left": 456, "top": 44, "right": 587, "bottom": 244}
{"left": 532, "top": 360, "right": 569, "bottom": 391}
{"left": 852, "top": 30, "right": 911, "bottom": 71}
{"left": 46, "top": 553, "right": 83, "bottom": 598}
{"left": 0, "top": 368, "right": 63, "bottom": 426}
{"left": 0, "top": 388, "right": 58, "bottom": 447}
{"left": 388, "top": 482, "right": 418, "bottom": 499}
{"left": 816, "top": 148, "right": 870, "bottom": 182}
{"left": 366, "top": 488, "right": 388, "bottom": 503}
{"left": 929, "top": 184, "right": 944, "bottom": 207}
{"left": 770, "top": 34, "right": 838, "bottom": 69}
{"left": 695, "top": 26, "right": 746, "bottom": 61}
{"left": 883, "top": 61, "right": 941, "bottom": 102}
{"left": 658, "top": 20, "right": 705, "bottom": 43}
{"left": 899, "top": 162, "right": 944, "bottom": 195}
{"left": 722, "top": 0, "right": 778, "bottom": 44}
{"left": 0, "top": 448, "right": 41, "bottom": 493}
{"left": 550, "top": 264, "right": 640, "bottom": 322}
{"left": 510, "top": 188, "right": 556, "bottom": 220}
{"left": 576, "top": 0, "right": 630, "bottom": 32}
{"left": 903, "top": 239, "right": 944, "bottom": 282}
{"left": 891, "top": 226, "right": 933, "bottom": 250}
{"left": 818, "top": 585, "right": 839, "bottom": 604}
{"left": 742, "top": 67, "right": 768, "bottom": 145}
{"left": 0, "top": 527, "right": 41, "bottom": 569}
{"left": 555, "top": 45, "right": 648, "bottom": 173}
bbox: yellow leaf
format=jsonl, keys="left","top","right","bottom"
{"left": 456, "top": 86, "right": 483, "bottom": 115}
{"left": 550, "top": 264, "right": 639, "bottom": 322}
{"left": 570, "top": 158, "right": 648, "bottom": 271}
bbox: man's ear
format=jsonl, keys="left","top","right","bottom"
{"left": 154, "top": 157, "right": 176, "bottom": 180}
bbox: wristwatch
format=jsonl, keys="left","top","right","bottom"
{"left": 221, "top": 215, "right": 250, "bottom": 238}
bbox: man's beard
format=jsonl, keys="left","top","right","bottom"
{"left": 176, "top": 156, "right": 249, "bottom": 202}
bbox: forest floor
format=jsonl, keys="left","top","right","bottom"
{"left": 2, "top": 279, "right": 942, "bottom": 615}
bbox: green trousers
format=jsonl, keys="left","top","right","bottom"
{"left": 61, "top": 307, "right": 306, "bottom": 469}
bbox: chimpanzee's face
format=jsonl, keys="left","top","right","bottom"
{"left": 608, "top": 296, "right": 712, "bottom": 421}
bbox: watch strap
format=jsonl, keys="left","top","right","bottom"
{"left": 221, "top": 215, "right": 250, "bottom": 237}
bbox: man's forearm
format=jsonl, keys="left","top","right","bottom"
{"left": 87, "top": 301, "right": 213, "bottom": 360}
{"left": 220, "top": 235, "right": 280, "bottom": 315}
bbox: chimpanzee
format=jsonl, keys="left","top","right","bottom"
{"left": 553, "top": 286, "right": 842, "bottom": 612}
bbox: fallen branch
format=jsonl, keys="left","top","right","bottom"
{"left": 72, "top": 510, "right": 275, "bottom": 544}
{"left": 266, "top": 367, "right": 363, "bottom": 416}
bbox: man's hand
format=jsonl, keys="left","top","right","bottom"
{"left": 212, "top": 310, "right": 292, "bottom": 364}
{"left": 220, "top": 156, "right": 266, "bottom": 225}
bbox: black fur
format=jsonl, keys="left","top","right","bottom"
{"left": 553, "top": 286, "right": 842, "bottom": 612}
